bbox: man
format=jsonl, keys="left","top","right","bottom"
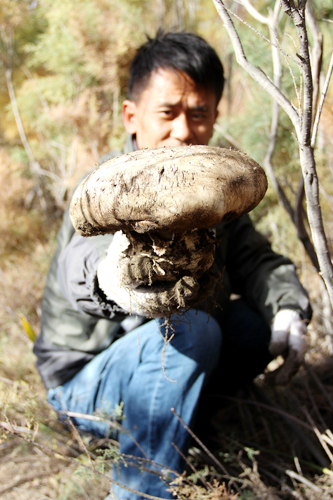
{"left": 34, "top": 31, "right": 311, "bottom": 499}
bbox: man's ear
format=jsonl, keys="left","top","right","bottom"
{"left": 122, "top": 100, "right": 138, "bottom": 134}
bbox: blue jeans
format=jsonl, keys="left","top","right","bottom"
{"left": 48, "top": 302, "right": 272, "bottom": 499}
{"left": 48, "top": 309, "right": 222, "bottom": 499}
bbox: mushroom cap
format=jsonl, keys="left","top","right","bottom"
{"left": 70, "top": 145, "right": 267, "bottom": 235}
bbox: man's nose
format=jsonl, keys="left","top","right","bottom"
{"left": 171, "top": 113, "right": 192, "bottom": 143}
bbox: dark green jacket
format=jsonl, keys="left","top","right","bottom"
{"left": 34, "top": 136, "right": 311, "bottom": 389}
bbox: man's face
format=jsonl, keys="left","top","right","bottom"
{"left": 122, "top": 68, "right": 219, "bottom": 149}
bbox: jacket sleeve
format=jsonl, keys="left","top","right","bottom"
{"left": 57, "top": 232, "right": 128, "bottom": 319}
{"left": 224, "top": 215, "right": 312, "bottom": 325}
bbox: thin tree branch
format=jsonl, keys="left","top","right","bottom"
{"left": 285, "top": 470, "right": 322, "bottom": 493}
{"left": 311, "top": 51, "right": 333, "bottom": 148}
{"left": 295, "top": 177, "right": 320, "bottom": 270}
{"left": 262, "top": 1, "right": 295, "bottom": 220}
{"left": 306, "top": 1, "right": 323, "bottom": 125}
{"left": 293, "top": 1, "right": 323, "bottom": 272}
{"left": 170, "top": 407, "right": 241, "bottom": 493}
{"left": 5, "top": 67, "right": 47, "bottom": 210}
{"left": 284, "top": 32, "right": 302, "bottom": 109}
{"left": 237, "top": 0, "right": 270, "bottom": 25}
{"left": 212, "top": 0, "right": 301, "bottom": 133}
{"left": 5, "top": 68, "right": 36, "bottom": 165}
{"left": 2, "top": 417, "right": 176, "bottom": 500}
{"left": 286, "top": 3, "right": 313, "bottom": 145}
{"left": 238, "top": 2, "right": 301, "bottom": 228}
{"left": 172, "top": 443, "right": 214, "bottom": 491}
{"left": 228, "top": 0, "right": 301, "bottom": 66}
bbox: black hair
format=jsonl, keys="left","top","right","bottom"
{"left": 128, "top": 30, "right": 224, "bottom": 106}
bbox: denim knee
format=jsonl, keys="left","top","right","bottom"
{"left": 159, "top": 309, "right": 222, "bottom": 377}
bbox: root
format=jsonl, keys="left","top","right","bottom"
{"left": 158, "top": 317, "right": 177, "bottom": 383}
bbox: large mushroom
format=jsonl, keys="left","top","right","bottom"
{"left": 69, "top": 146, "right": 267, "bottom": 318}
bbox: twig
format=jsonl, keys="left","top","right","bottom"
{"left": 284, "top": 32, "right": 302, "bottom": 110}
{"left": 63, "top": 410, "right": 158, "bottom": 475}
{"left": 172, "top": 442, "right": 213, "bottom": 491}
{"left": 224, "top": 0, "right": 301, "bottom": 66}
{"left": 247, "top": 387, "right": 330, "bottom": 467}
{"left": 303, "top": 376, "right": 331, "bottom": 432}
{"left": 239, "top": 0, "right": 296, "bottom": 221}
{"left": 285, "top": 469, "right": 322, "bottom": 492}
{"left": 299, "top": 404, "right": 333, "bottom": 463}
{"left": 235, "top": 0, "right": 269, "bottom": 25}
{"left": 211, "top": 0, "right": 300, "bottom": 131}
{"left": 64, "top": 411, "right": 121, "bottom": 426}
{"left": 293, "top": 452, "right": 303, "bottom": 476}
{"left": 306, "top": 1, "right": 323, "bottom": 126}
{"left": 222, "top": 432, "right": 333, "bottom": 477}
{"left": 63, "top": 408, "right": 177, "bottom": 496}
{"left": 320, "top": 184, "right": 333, "bottom": 213}
{"left": 311, "top": 51, "right": 333, "bottom": 148}
{"left": 217, "top": 394, "right": 313, "bottom": 431}
{"left": 303, "top": 361, "right": 333, "bottom": 410}
{"left": 0, "top": 376, "right": 15, "bottom": 385}
{"left": 4, "top": 67, "right": 46, "bottom": 211}
{"left": 119, "top": 452, "right": 179, "bottom": 475}
{"left": 213, "top": 124, "right": 242, "bottom": 149}
{"left": 0, "top": 421, "right": 34, "bottom": 435}
{"left": 170, "top": 407, "right": 241, "bottom": 493}
{"left": 263, "top": 5, "right": 295, "bottom": 221}
{"left": 5, "top": 431, "right": 171, "bottom": 500}
{"left": 65, "top": 415, "right": 95, "bottom": 469}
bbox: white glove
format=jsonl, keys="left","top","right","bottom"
{"left": 97, "top": 231, "right": 142, "bottom": 315}
{"left": 268, "top": 309, "right": 307, "bottom": 385}
{"left": 97, "top": 231, "right": 173, "bottom": 318}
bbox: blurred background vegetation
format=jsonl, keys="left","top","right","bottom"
{"left": 1, "top": 1, "right": 333, "bottom": 498}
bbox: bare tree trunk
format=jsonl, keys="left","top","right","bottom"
{"left": 299, "top": 144, "right": 333, "bottom": 306}
{"left": 293, "top": 0, "right": 323, "bottom": 271}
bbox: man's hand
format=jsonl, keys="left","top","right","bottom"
{"left": 268, "top": 309, "right": 307, "bottom": 385}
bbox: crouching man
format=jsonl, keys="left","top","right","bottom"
{"left": 34, "top": 31, "right": 311, "bottom": 500}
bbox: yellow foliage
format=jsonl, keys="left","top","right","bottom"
{"left": 19, "top": 314, "right": 37, "bottom": 342}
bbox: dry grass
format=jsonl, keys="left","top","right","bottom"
{"left": 1, "top": 146, "right": 333, "bottom": 499}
